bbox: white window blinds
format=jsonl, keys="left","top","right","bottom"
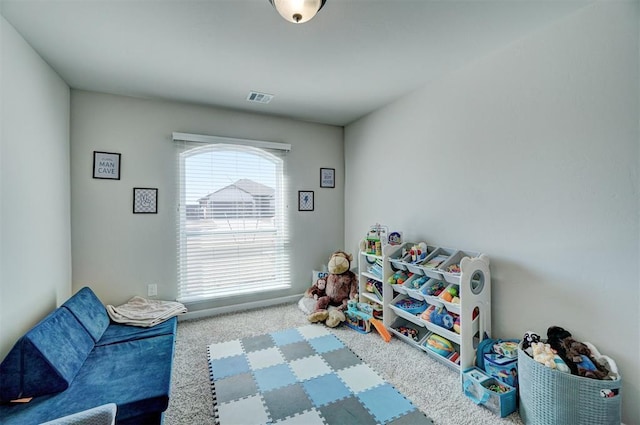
{"left": 174, "top": 132, "right": 291, "bottom": 303}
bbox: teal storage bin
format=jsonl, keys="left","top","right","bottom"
{"left": 484, "top": 353, "right": 518, "bottom": 388}
{"left": 518, "top": 346, "right": 622, "bottom": 425}
{"left": 463, "top": 367, "right": 517, "bottom": 418}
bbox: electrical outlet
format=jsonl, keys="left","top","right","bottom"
{"left": 148, "top": 284, "right": 157, "bottom": 297}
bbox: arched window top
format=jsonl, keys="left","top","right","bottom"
{"left": 182, "top": 142, "right": 282, "bottom": 164}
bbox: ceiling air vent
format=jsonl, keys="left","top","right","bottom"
{"left": 247, "top": 91, "right": 273, "bottom": 104}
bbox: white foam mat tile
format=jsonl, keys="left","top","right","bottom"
{"left": 289, "top": 355, "right": 332, "bottom": 381}
{"left": 297, "top": 324, "right": 331, "bottom": 339}
{"left": 216, "top": 395, "right": 270, "bottom": 425}
{"left": 208, "top": 340, "right": 244, "bottom": 360}
{"left": 246, "top": 346, "right": 285, "bottom": 370}
{"left": 337, "top": 363, "right": 384, "bottom": 393}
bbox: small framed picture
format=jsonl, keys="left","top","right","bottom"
{"left": 93, "top": 151, "right": 121, "bottom": 180}
{"left": 320, "top": 168, "right": 335, "bottom": 188}
{"left": 298, "top": 190, "right": 314, "bottom": 211}
{"left": 133, "top": 188, "right": 158, "bottom": 214}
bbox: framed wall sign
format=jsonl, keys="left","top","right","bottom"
{"left": 133, "top": 188, "right": 158, "bottom": 214}
{"left": 320, "top": 168, "right": 335, "bottom": 188}
{"left": 93, "top": 151, "right": 121, "bottom": 180}
{"left": 298, "top": 190, "right": 314, "bottom": 211}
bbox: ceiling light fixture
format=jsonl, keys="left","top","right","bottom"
{"left": 268, "top": 0, "right": 326, "bottom": 24}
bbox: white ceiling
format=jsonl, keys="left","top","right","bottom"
{"left": 1, "top": 0, "right": 590, "bottom": 126}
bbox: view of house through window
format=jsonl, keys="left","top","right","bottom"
{"left": 177, "top": 142, "right": 290, "bottom": 302}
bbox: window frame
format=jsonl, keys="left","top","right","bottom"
{"left": 174, "top": 133, "right": 291, "bottom": 303}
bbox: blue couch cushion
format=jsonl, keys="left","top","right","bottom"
{"left": 61, "top": 287, "right": 110, "bottom": 343}
{"left": 96, "top": 316, "right": 177, "bottom": 346}
{"left": 0, "top": 308, "right": 94, "bottom": 402}
{"left": 0, "top": 335, "right": 175, "bottom": 425}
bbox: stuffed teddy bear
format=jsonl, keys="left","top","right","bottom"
{"left": 529, "top": 341, "right": 569, "bottom": 372}
{"left": 531, "top": 342, "right": 558, "bottom": 369}
{"left": 307, "top": 251, "right": 358, "bottom": 328}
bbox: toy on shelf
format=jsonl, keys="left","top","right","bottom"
{"left": 393, "top": 297, "right": 427, "bottom": 314}
{"left": 364, "top": 236, "right": 380, "bottom": 256}
{"left": 388, "top": 270, "right": 410, "bottom": 285}
{"left": 430, "top": 307, "right": 455, "bottom": 330}
{"left": 388, "top": 231, "right": 403, "bottom": 246}
{"left": 440, "top": 285, "right": 460, "bottom": 304}
{"left": 424, "top": 334, "right": 455, "bottom": 357}
{"left": 367, "top": 259, "right": 384, "bottom": 279}
{"left": 363, "top": 224, "right": 389, "bottom": 255}
{"left": 422, "top": 254, "right": 449, "bottom": 270}
{"left": 445, "top": 263, "right": 461, "bottom": 274}
{"left": 406, "top": 275, "right": 428, "bottom": 290}
{"left": 453, "top": 316, "right": 461, "bottom": 334}
{"left": 422, "top": 280, "right": 446, "bottom": 296}
{"left": 421, "top": 305, "right": 461, "bottom": 332}
{"left": 395, "top": 325, "right": 420, "bottom": 341}
{"left": 409, "top": 242, "right": 428, "bottom": 263}
{"left": 365, "top": 278, "right": 383, "bottom": 301}
{"left": 420, "top": 305, "right": 436, "bottom": 322}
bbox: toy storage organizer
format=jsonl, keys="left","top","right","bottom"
{"left": 357, "top": 241, "right": 492, "bottom": 376}
{"left": 517, "top": 346, "right": 622, "bottom": 425}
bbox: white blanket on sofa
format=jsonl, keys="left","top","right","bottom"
{"left": 106, "top": 296, "right": 187, "bottom": 327}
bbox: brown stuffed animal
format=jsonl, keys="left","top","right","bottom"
{"left": 305, "top": 278, "right": 327, "bottom": 300}
{"left": 547, "top": 326, "right": 609, "bottom": 379}
{"left": 308, "top": 251, "right": 358, "bottom": 327}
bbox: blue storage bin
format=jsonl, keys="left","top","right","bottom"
{"left": 484, "top": 353, "right": 518, "bottom": 388}
{"left": 463, "top": 367, "right": 517, "bottom": 418}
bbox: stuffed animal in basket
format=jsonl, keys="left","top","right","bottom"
{"left": 531, "top": 342, "right": 558, "bottom": 369}
{"left": 547, "top": 326, "right": 609, "bottom": 379}
{"left": 306, "top": 251, "right": 358, "bottom": 328}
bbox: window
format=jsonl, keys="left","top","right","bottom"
{"left": 174, "top": 133, "right": 291, "bottom": 303}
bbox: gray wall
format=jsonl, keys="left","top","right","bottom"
{"left": 345, "top": 2, "right": 639, "bottom": 423}
{"left": 2, "top": 3, "right": 639, "bottom": 422}
{"left": 70, "top": 91, "right": 344, "bottom": 309}
{"left": 0, "top": 16, "right": 71, "bottom": 360}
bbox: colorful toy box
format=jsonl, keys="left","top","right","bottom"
{"left": 344, "top": 301, "right": 373, "bottom": 334}
{"left": 483, "top": 353, "right": 518, "bottom": 388}
{"left": 462, "top": 367, "right": 517, "bottom": 418}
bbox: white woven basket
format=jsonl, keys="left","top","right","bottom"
{"left": 518, "top": 346, "right": 622, "bottom": 425}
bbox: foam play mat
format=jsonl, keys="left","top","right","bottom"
{"left": 207, "top": 324, "right": 433, "bottom": 425}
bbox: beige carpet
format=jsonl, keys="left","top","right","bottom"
{"left": 165, "top": 301, "right": 524, "bottom": 425}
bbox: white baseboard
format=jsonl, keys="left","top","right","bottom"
{"left": 179, "top": 294, "right": 304, "bottom": 321}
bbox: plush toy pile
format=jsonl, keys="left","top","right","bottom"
{"left": 521, "top": 326, "right": 617, "bottom": 380}
{"left": 303, "top": 251, "right": 358, "bottom": 328}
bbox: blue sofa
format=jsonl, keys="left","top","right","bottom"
{"left": 0, "top": 287, "right": 177, "bottom": 424}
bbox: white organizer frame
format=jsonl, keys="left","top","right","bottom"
{"left": 357, "top": 239, "right": 492, "bottom": 377}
